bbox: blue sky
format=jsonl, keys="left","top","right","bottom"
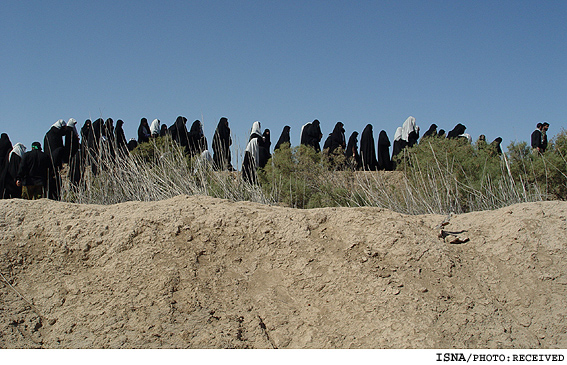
{"left": 1, "top": 0, "right": 565, "bottom": 161}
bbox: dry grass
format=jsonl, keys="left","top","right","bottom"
{"left": 60, "top": 137, "right": 547, "bottom": 215}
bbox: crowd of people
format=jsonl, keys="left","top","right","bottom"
{"left": 0, "top": 115, "right": 550, "bottom": 200}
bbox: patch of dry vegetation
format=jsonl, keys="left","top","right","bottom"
{"left": 60, "top": 129, "right": 567, "bottom": 214}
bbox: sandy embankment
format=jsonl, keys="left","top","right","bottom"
{"left": 1, "top": 196, "right": 566, "bottom": 348}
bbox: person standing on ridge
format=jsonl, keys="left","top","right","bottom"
{"left": 16, "top": 142, "right": 50, "bottom": 200}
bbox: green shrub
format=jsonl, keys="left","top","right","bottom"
{"left": 507, "top": 129, "right": 567, "bottom": 200}
{"left": 259, "top": 144, "right": 351, "bottom": 208}
{"left": 391, "top": 136, "right": 542, "bottom": 213}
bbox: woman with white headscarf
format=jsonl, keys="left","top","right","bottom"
{"left": 64, "top": 118, "right": 80, "bottom": 164}
{"left": 1, "top": 143, "right": 26, "bottom": 198}
{"left": 401, "top": 116, "right": 419, "bottom": 148}
{"left": 44, "top": 119, "right": 66, "bottom": 161}
{"left": 150, "top": 119, "right": 161, "bottom": 138}
{"left": 391, "top": 126, "right": 404, "bottom": 159}
{"left": 242, "top": 121, "right": 263, "bottom": 184}
{"left": 44, "top": 119, "right": 67, "bottom": 200}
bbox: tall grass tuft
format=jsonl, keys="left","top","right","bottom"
{"left": 61, "top": 136, "right": 274, "bottom": 206}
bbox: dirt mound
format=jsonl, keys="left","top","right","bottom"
{"left": 1, "top": 196, "right": 566, "bottom": 348}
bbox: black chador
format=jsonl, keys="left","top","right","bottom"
{"left": 187, "top": 120, "right": 208, "bottom": 157}
{"left": 305, "top": 119, "right": 322, "bottom": 152}
{"left": 421, "top": 124, "right": 437, "bottom": 140}
{"left": 1, "top": 143, "right": 25, "bottom": 199}
{"left": 168, "top": 116, "right": 189, "bottom": 150}
{"left": 212, "top": 117, "right": 234, "bottom": 171}
{"left": 138, "top": 118, "right": 151, "bottom": 144}
{"left": 87, "top": 118, "right": 104, "bottom": 175}
{"left": 377, "top": 130, "right": 392, "bottom": 171}
{"left": 63, "top": 119, "right": 80, "bottom": 164}
{"left": 44, "top": 120, "right": 66, "bottom": 164}
{"left": 0, "top": 133, "right": 12, "bottom": 172}
{"left": 490, "top": 137, "right": 503, "bottom": 156}
{"left": 64, "top": 119, "right": 81, "bottom": 185}
{"left": 326, "top": 122, "right": 346, "bottom": 154}
{"left": 114, "top": 119, "right": 129, "bottom": 157}
{"left": 345, "top": 131, "right": 361, "bottom": 170}
{"left": 391, "top": 127, "right": 405, "bottom": 158}
{"left": 359, "top": 124, "right": 378, "bottom": 171}
{"left": 274, "top": 125, "right": 291, "bottom": 151}
{"left": 160, "top": 124, "right": 168, "bottom": 137}
{"left": 90, "top": 118, "right": 103, "bottom": 153}
{"left": 300, "top": 122, "right": 310, "bottom": 146}
{"left": 258, "top": 129, "right": 271, "bottom": 169}
{"left": 44, "top": 120, "right": 66, "bottom": 200}
{"left": 80, "top": 119, "right": 92, "bottom": 160}
{"left": 447, "top": 123, "right": 466, "bottom": 139}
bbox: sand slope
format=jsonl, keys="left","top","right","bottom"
{"left": 1, "top": 196, "right": 566, "bottom": 348}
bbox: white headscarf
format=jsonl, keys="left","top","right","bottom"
{"left": 401, "top": 116, "right": 417, "bottom": 142}
{"left": 200, "top": 150, "right": 213, "bottom": 164}
{"left": 150, "top": 119, "right": 161, "bottom": 136}
{"left": 393, "top": 127, "right": 403, "bottom": 142}
{"left": 67, "top": 118, "right": 78, "bottom": 136}
{"left": 250, "top": 121, "right": 262, "bottom": 139}
{"left": 8, "top": 143, "right": 26, "bottom": 162}
{"left": 52, "top": 119, "right": 66, "bottom": 129}
{"left": 459, "top": 133, "right": 472, "bottom": 143}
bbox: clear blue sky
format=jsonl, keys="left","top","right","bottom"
{"left": 1, "top": 0, "right": 565, "bottom": 161}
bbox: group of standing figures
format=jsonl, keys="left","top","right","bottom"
{"left": 240, "top": 116, "right": 504, "bottom": 184}
{"left": 1, "top": 114, "right": 517, "bottom": 200}
{"left": 0, "top": 116, "right": 237, "bottom": 200}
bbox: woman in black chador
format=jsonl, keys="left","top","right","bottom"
{"left": 421, "top": 124, "right": 437, "bottom": 140}
{"left": 274, "top": 125, "right": 291, "bottom": 151}
{"left": 137, "top": 118, "right": 151, "bottom": 144}
{"left": 160, "top": 124, "right": 168, "bottom": 137}
{"left": 44, "top": 120, "right": 66, "bottom": 200}
{"left": 44, "top": 120, "right": 66, "bottom": 163}
{"left": 80, "top": 119, "right": 91, "bottom": 158}
{"left": 401, "top": 116, "right": 419, "bottom": 148}
{"left": 345, "top": 131, "right": 361, "bottom": 170}
{"left": 391, "top": 127, "right": 404, "bottom": 158}
{"left": 305, "top": 119, "right": 323, "bottom": 152}
{"left": 489, "top": 137, "right": 503, "bottom": 156}
{"left": 64, "top": 119, "right": 82, "bottom": 186}
{"left": 114, "top": 119, "right": 129, "bottom": 157}
{"left": 325, "top": 122, "right": 346, "bottom": 154}
{"left": 187, "top": 120, "right": 208, "bottom": 158}
{"left": 447, "top": 123, "right": 466, "bottom": 139}
{"left": 63, "top": 119, "right": 80, "bottom": 164}
{"left": 377, "top": 130, "right": 392, "bottom": 171}
{"left": 359, "top": 124, "right": 378, "bottom": 171}
{"left": 258, "top": 129, "right": 271, "bottom": 169}
{"left": 87, "top": 118, "right": 104, "bottom": 174}
{"left": 168, "top": 116, "right": 189, "bottom": 152}
{"left": 1, "top": 143, "right": 26, "bottom": 199}
{"left": 0, "top": 133, "right": 13, "bottom": 172}
{"left": 102, "top": 118, "right": 116, "bottom": 160}
{"left": 242, "top": 121, "right": 264, "bottom": 184}
{"left": 300, "top": 122, "right": 310, "bottom": 146}
{"left": 212, "top": 117, "right": 234, "bottom": 171}
{"left": 90, "top": 118, "right": 104, "bottom": 151}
